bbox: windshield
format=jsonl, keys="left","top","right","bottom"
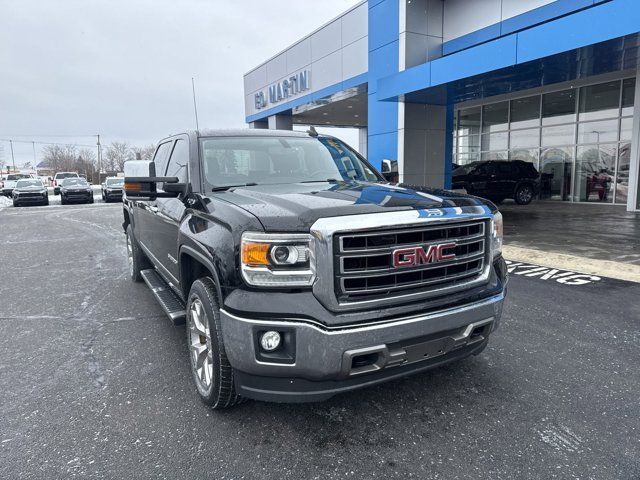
{"left": 106, "top": 178, "right": 124, "bottom": 186}
{"left": 200, "top": 136, "right": 381, "bottom": 188}
{"left": 7, "top": 174, "right": 31, "bottom": 181}
{"left": 452, "top": 162, "right": 482, "bottom": 176}
{"left": 62, "top": 178, "right": 88, "bottom": 186}
{"left": 56, "top": 173, "right": 78, "bottom": 180}
{"left": 16, "top": 179, "right": 43, "bottom": 188}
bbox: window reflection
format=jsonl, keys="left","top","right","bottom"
{"left": 621, "top": 78, "right": 635, "bottom": 117}
{"left": 481, "top": 132, "right": 508, "bottom": 151}
{"left": 577, "top": 119, "right": 619, "bottom": 144}
{"left": 510, "top": 128, "right": 539, "bottom": 149}
{"left": 574, "top": 144, "right": 616, "bottom": 203}
{"left": 510, "top": 96, "right": 540, "bottom": 129}
{"left": 542, "top": 89, "right": 576, "bottom": 125}
{"left": 540, "top": 147, "right": 573, "bottom": 200}
{"left": 457, "top": 107, "right": 480, "bottom": 136}
{"left": 578, "top": 81, "right": 620, "bottom": 121}
{"left": 541, "top": 124, "right": 575, "bottom": 147}
{"left": 482, "top": 102, "right": 508, "bottom": 133}
{"left": 616, "top": 143, "right": 631, "bottom": 203}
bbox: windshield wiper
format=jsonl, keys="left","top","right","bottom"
{"left": 211, "top": 182, "right": 258, "bottom": 192}
{"left": 299, "top": 178, "right": 339, "bottom": 183}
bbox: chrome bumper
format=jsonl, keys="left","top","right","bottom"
{"left": 219, "top": 292, "right": 504, "bottom": 381}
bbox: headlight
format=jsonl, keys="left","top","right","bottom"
{"left": 241, "top": 232, "right": 315, "bottom": 287}
{"left": 491, "top": 211, "right": 503, "bottom": 258}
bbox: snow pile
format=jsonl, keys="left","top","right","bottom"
{"left": 0, "top": 195, "right": 12, "bottom": 210}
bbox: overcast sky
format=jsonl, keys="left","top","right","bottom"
{"left": 0, "top": 0, "right": 361, "bottom": 167}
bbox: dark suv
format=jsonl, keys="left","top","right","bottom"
{"left": 452, "top": 160, "right": 540, "bottom": 205}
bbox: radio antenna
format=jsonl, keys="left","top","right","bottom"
{"left": 191, "top": 77, "right": 200, "bottom": 132}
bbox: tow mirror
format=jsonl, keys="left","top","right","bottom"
{"left": 124, "top": 160, "right": 181, "bottom": 198}
{"left": 380, "top": 159, "right": 398, "bottom": 182}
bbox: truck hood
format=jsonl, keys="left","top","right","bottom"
{"left": 209, "top": 181, "right": 489, "bottom": 231}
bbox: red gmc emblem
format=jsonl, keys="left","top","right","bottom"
{"left": 392, "top": 242, "right": 457, "bottom": 268}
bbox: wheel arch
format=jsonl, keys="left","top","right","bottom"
{"left": 179, "top": 245, "right": 223, "bottom": 302}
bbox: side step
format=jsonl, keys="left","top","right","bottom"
{"left": 140, "top": 269, "right": 186, "bottom": 325}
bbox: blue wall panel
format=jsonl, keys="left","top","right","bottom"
{"left": 367, "top": 132, "right": 398, "bottom": 170}
{"left": 377, "top": 0, "right": 640, "bottom": 103}
{"left": 517, "top": 0, "right": 640, "bottom": 62}
{"left": 367, "top": 0, "right": 399, "bottom": 167}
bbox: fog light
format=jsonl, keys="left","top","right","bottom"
{"left": 260, "top": 331, "right": 281, "bottom": 351}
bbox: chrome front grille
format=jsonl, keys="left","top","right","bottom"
{"left": 334, "top": 220, "right": 487, "bottom": 302}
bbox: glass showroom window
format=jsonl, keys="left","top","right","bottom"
{"left": 453, "top": 76, "right": 635, "bottom": 204}
{"left": 454, "top": 106, "right": 480, "bottom": 165}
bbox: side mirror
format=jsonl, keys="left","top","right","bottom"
{"left": 124, "top": 160, "right": 181, "bottom": 198}
{"left": 380, "top": 159, "right": 398, "bottom": 182}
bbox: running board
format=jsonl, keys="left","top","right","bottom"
{"left": 140, "top": 269, "right": 186, "bottom": 325}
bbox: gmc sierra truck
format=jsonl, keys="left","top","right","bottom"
{"left": 122, "top": 129, "right": 507, "bottom": 409}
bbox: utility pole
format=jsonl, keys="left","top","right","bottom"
{"left": 96, "top": 134, "right": 102, "bottom": 184}
{"left": 32, "top": 141, "right": 37, "bottom": 176}
{"left": 9, "top": 140, "right": 15, "bottom": 172}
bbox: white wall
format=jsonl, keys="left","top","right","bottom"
{"left": 443, "top": 0, "right": 555, "bottom": 41}
{"left": 244, "top": 1, "right": 368, "bottom": 119}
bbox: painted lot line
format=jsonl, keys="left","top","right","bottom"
{"left": 503, "top": 245, "right": 640, "bottom": 283}
{"left": 506, "top": 260, "right": 601, "bottom": 285}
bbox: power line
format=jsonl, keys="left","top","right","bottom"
{"left": 0, "top": 139, "right": 96, "bottom": 148}
{"left": 0, "top": 134, "right": 98, "bottom": 138}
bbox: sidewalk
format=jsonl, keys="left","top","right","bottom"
{"left": 500, "top": 200, "right": 640, "bottom": 282}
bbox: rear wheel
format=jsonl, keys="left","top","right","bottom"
{"left": 514, "top": 184, "right": 534, "bottom": 205}
{"left": 126, "top": 224, "right": 150, "bottom": 282}
{"left": 186, "top": 278, "right": 244, "bottom": 409}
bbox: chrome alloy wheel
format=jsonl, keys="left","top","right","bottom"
{"left": 126, "top": 233, "right": 134, "bottom": 277}
{"left": 188, "top": 298, "right": 213, "bottom": 389}
{"left": 517, "top": 185, "right": 533, "bottom": 204}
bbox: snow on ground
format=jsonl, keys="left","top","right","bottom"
{"left": 0, "top": 195, "right": 12, "bottom": 210}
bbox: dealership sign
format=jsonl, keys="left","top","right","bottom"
{"left": 254, "top": 70, "right": 310, "bottom": 110}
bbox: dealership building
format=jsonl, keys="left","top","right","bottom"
{"left": 244, "top": 0, "right": 640, "bottom": 211}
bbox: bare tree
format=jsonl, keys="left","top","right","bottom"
{"left": 131, "top": 144, "right": 156, "bottom": 161}
{"left": 42, "top": 144, "right": 78, "bottom": 172}
{"left": 104, "top": 141, "right": 133, "bottom": 172}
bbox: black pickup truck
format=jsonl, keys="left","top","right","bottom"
{"left": 122, "top": 129, "right": 507, "bottom": 409}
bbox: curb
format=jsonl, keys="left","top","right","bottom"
{"left": 503, "top": 245, "right": 640, "bottom": 284}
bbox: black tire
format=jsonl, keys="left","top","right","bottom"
{"left": 89, "top": 195, "right": 94, "bottom": 204}
{"left": 43, "top": 196, "right": 49, "bottom": 206}
{"left": 12, "top": 200, "right": 19, "bottom": 207}
{"left": 60, "top": 197, "right": 66, "bottom": 205}
{"left": 186, "top": 277, "right": 244, "bottom": 409}
{"left": 126, "top": 224, "right": 151, "bottom": 282}
{"left": 514, "top": 184, "right": 534, "bottom": 205}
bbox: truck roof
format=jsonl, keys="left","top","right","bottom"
{"left": 159, "top": 129, "right": 315, "bottom": 144}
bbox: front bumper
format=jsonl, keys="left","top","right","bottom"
{"left": 14, "top": 194, "right": 47, "bottom": 204}
{"left": 62, "top": 191, "right": 92, "bottom": 202}
{"left": 220, "top": 291, "right": 504, "bottom": 402}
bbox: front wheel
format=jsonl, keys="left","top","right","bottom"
{"left": 514, "top": 184, "right": 534, "bottom": 205}
{"left": 186, "top": 278, "right": 244, "bottom": 409}
{"left": 12, "top": 200, "right": 19, "bottom": 207}
{"left": 126, "top": 224, "right": 150, "bottom": 282}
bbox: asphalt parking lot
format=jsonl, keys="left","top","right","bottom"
{"left": 1, "top": 203, "right": 639, "bottom": 479}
